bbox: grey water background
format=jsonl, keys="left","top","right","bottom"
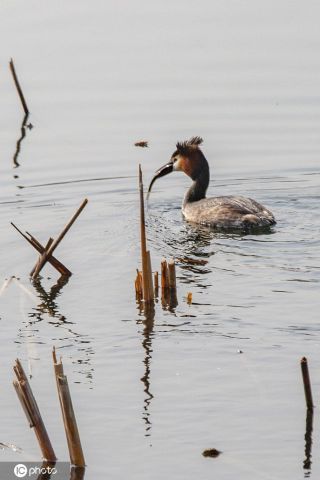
{"left": 0, "top": 1, "right": 320, "bottom": 479}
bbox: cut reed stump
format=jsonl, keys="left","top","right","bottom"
{"left": 52, "top": 348, "right": 85, "bottom": 467}
{"left": 187, "top": 292, "right": 193, "bottom": 305}
{"left": 168, "top": 259, "right": 177, "bottom": 290}
{"left": 13, "top": 359, "right": 56, "bottom": 462}
{"left": 301, "top": 357, "right": 314, "bottom": 411}
{"left": 160, "top": 258, "right": 178, "bottom": 308}
{"left": 135, "top": 270, "right": 143, "bottom": 298}
{"left": 161, "top": 259, "right": 169, "bottom": 290}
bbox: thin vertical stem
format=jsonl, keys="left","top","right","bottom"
{"left": 301, "top": 357, "right": 313, "bottom": 411}
{"left": 9, "top": 58, "right": 29, "bottom": 115}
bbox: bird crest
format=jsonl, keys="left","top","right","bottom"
{"left": 176, "top": 136, "right": 203, "bottom": 155}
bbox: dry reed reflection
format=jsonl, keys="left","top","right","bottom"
{"left": 13, "top": 113, "right": 32, "bottom": 168}
{"left": 137, "top": 303, "right": 155, "bottom": 438}
{"left": 303, "top": 408, "right": 313, "bottom": 475}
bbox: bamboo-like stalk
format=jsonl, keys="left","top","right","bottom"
{"left": 52, "top": 348, "right": 85, "bottom": 467}
{"left": 13, "top": 359, "right": 56, "bottom": 462}
{"left": 11, "top": 222, "right": 71, "bottom": 276}
{"left": 9, "top": 58, "right": 29, "bottom": 115}
{"left": 32, "top": 199, "right": 88, "bottom": 279}
{"left": 139, "top": 166, "right": 153, "bottom": 302}
{"left": 301, "top": 357, "right": 314, "bottom": 411}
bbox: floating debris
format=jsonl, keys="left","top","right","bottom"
{"left": 176, "top": 257, "right": 208, "bottom": 266}
{"left": 134, "top": 141, "right": 149, "bottom": 148}
{"left": 202, "top": 448, "right": 222, "bottom": 458}
{"left": 0, "top": 442, "right": 22, "bottom": 453}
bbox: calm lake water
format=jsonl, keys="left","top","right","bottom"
{"left": 1, "top": 1, "right": 320, "bottom": 479}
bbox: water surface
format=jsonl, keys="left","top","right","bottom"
{"left": 0, "top": 1, "right": 320, "bottom": 479}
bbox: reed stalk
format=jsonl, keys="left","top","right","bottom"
{"left": 301, "top": 357, "right": 313, "bottom": 411}
{"left": 9, "top": 58, "right": 29, "bottom": 115}
{"left": 52, "top": 348, "right": 85, "bottom": 467}
{"left": 13, "top": 359, "right": 56, "bottom": 462}
{"left": 138, "top": 166, "right": 153, "bottom": 302}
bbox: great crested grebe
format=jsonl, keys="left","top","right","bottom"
{"left": 148, "top": 137, "right": 276, "bottom": 232}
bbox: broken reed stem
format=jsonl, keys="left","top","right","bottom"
{"left": 52, "top": 348, "right": 85, "bottom": 467}
{"left": 139, "top": 165, "right": 153, "bottom": 302}
{"left": 32, "top": 199, "right": 88, "bottom": 279}
{"left": 9, "top": 58, "right": 29, "bottom": 115}
{"left": 13, "top": 359, "right": 56, "bottom": 462}
{"left": 30, "top": 237, "right": 54, "bottom": 277}
{"left": 11, "top": 223, "right": 71, "bottom": 276}
{"left": 301, "top": 357, "right": 314, "bottom": 411}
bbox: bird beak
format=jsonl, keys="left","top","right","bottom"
{"left": 148, "top": 161, "right": 174, "bottom": 193}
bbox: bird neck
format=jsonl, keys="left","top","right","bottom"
{"left": 183, "top": 161, "right": 210, "bottom": 205}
